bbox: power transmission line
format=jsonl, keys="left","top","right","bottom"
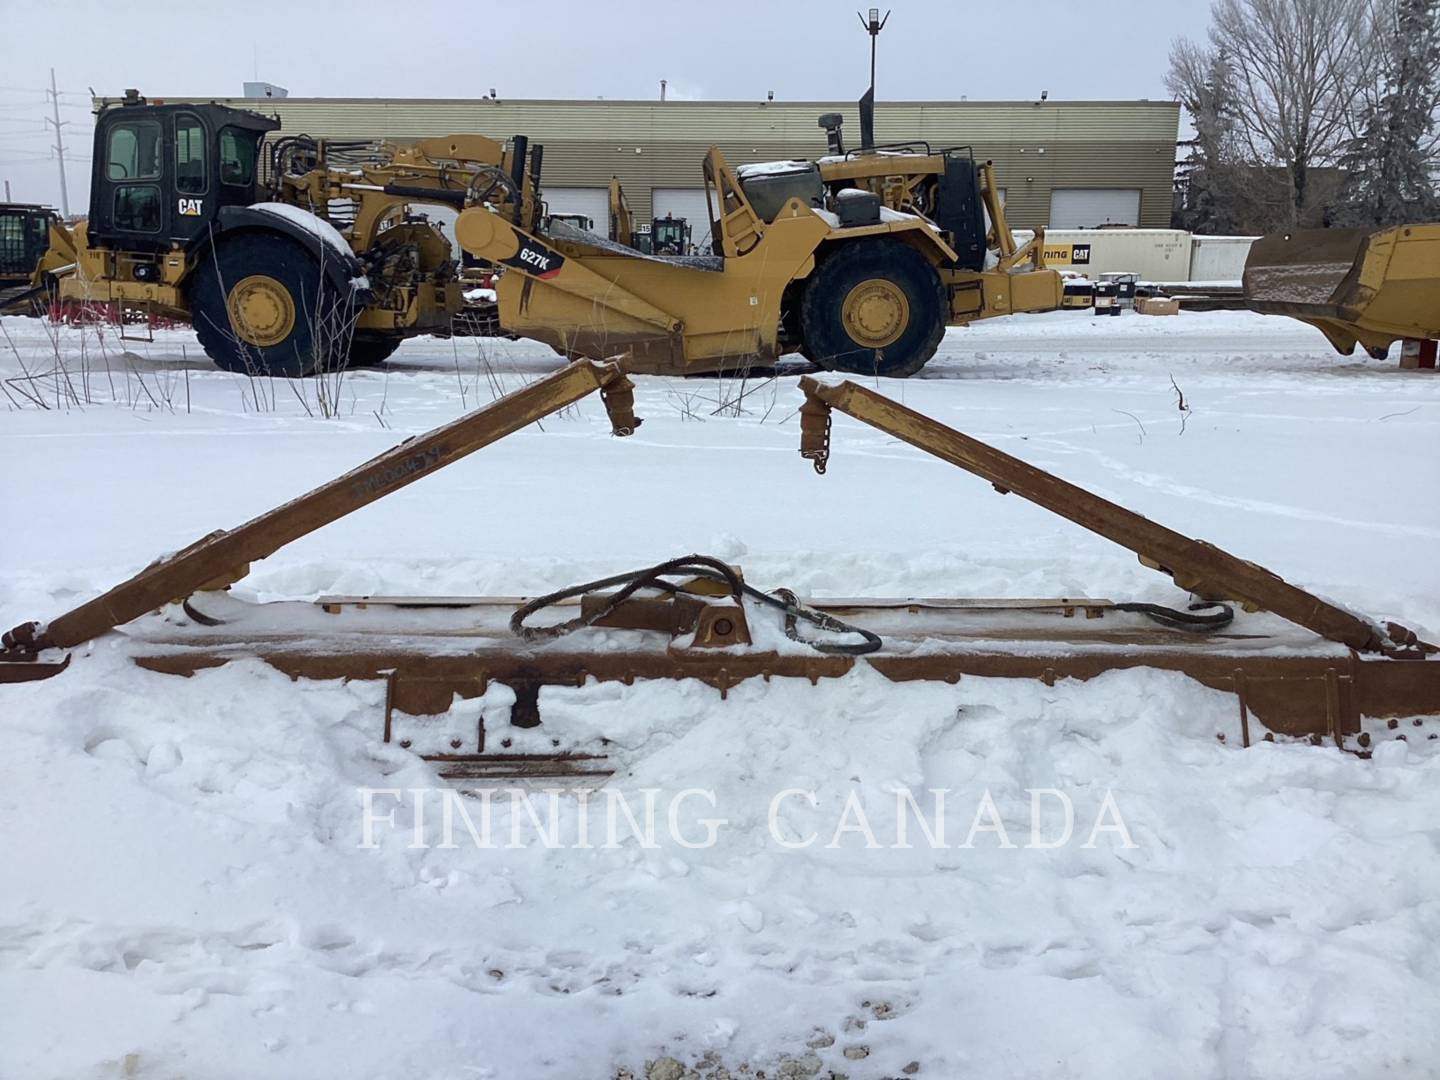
{"left": 44, "top": 69, "right": 70, "bottom": 216}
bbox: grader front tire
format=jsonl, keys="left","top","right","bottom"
{"left": 189, "top": 233, "right": 355, "bottom": 378}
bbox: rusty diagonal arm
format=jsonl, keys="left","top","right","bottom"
{"left": 798, "top": 377, "right": 1429, "bottom": 658}
{"left": 3, "top": 360, "right": 641, "bottom": 657}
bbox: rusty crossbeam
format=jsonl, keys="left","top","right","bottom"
{"left": 106, "top": 585, "right": 1440, "bottom": 745}
{"left": 126, "top": 629, "right": 1440, "bottom": 743}
{"left": 1, "top": 360, "right": 638, "bottom": 657}
{"left": 798, "top": 377, "right": 1430, "bottom": 659}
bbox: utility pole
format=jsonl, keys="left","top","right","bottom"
{"left": 44, "top": 68, "right": 70, "bottom": 218}
{"left": 3, "top": 180, "right": 10, "bottom": 202}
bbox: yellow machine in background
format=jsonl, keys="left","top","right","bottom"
{"left": 59, "top": 91, "right": 538, "bottom": 375}
{"left": 54, "top": 89, "right": 1061, "bottom": 380}
{"left": 0, "top": 203, "right": 76, "bottom": 314}
{"left": 1244, "top": 224, "right": 1440, "bottom": 362}
{"left": 454, "top": 110, "right": 1060, "bottom": 378}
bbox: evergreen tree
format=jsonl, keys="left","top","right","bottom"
{"left": 1171, "top": 49, "right": 1249, "bottom": 232}
{"left": 1336, "top": 0, "right": 1440, "bottom": 225}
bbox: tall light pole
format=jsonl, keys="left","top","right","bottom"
{"left": 857, "top": 8, "right": 890, "bottom": 100}
{"left": 856, "top": 8, "right": 889, "bottom": 150}
{"left": 44, "top": 68, "right": 70, "bottom": 217}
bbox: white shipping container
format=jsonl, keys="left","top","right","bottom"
{"left": 1188, "top": 235, "right": 1259, "bottom": 284}
{"left": 1036, "top": 229, "right": 1192, "bottom": 282}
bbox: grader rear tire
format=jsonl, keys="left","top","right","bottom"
{"left": 800, "top": 239, "right": 947, "bottom": 378}
{"left": 347, "top": 333, "right": 403, "bottom": 367}
{"left": 189, "top": 233, "right": 355, "bottom": 378}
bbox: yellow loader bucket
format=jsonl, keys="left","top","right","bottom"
{"left": 1243, "top": 224, "right": 1440, "bottom": 356}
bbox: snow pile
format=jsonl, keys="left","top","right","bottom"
{"left": 2, "top": 310, "right": 1439, "bottom": 1076}
{"left": 5, "top": 650, "right": 1439, "bottom": 1078}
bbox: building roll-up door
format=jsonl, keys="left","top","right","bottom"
{"left": 542, "top": 188, "right": 610, "bottom": 231}
{"left": 651, "top": 188, "right": 719, "bottom": 254}
{"left": 1048, "top": 189, "right": 1141, "bottom": 229}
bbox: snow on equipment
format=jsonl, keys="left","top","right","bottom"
{"left": 4, "top": 366, "right": 1436, "bottom": 774}
{"left": 1243, "top": 224, "right": 1440, "bottom": 363}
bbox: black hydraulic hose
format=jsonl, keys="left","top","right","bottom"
{"left": 510, "top": 554, "right": 883, "bottom": 656}
{"left": 1112, "top": 600, "right": 1235, "bottom": 632}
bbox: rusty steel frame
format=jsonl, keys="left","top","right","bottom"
{"left": 122, "top": 612, "right": 1440, "bottom": 749}
{"left": 2, "top": 368, "right": 1436, "bottom": 762}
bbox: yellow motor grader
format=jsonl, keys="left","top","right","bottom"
{"left": 60, "top": 90, "right": 543, "bottom": 375}
{"left": 0, "top": 202, "right": 76, "bottom": 315}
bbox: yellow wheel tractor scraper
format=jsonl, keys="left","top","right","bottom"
{"left": 458, "top": 101, "right": 1060, "bottom": 378}
{"left": 1244, "top": 223, "right": 1440, "bottom": 366}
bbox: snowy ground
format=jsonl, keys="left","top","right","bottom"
{"left": 2, "top": 310, "right": 1438, "bottom": 1079}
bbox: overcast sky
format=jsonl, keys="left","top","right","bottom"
{"left": 0, "top": 0, "right": 1213, "bottom": 209}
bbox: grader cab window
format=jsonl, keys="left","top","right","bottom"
{"left": 105, "top": 118, "right": 163, "bottom": 234}
{"left": 0, "top": 214, "right": 26, "bottom": 275}
{"left": 175, "top": 115, "right": 207, "bottom": 195}
{"left": 219, "top": 128, "right": 256, "bottom": 187}
{"left": 114, "top": 186, "right": 161, "bottom": 233}
{"left": 105, "top": 120, "right": 162, "bottom": 181}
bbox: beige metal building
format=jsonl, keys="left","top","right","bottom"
{"left": 151, "top": 95, "right": 1180, "bottom": 245}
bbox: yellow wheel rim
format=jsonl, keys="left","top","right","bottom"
{"left": 227, "top": 274, "right": 296, "bottom": 347}
{"left": 841, "top": 278, "right": 910, "bottom": 349}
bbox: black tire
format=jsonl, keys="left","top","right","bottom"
{"left": 799, "top": 239, "right": 947, "bottom": 378}
{"left": 188, "top": 232, "right": 355, "bottom": 378}
{"left": 347, "top": 333, "right": 403, "bottom": 367}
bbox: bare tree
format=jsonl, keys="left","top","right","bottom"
{"left": 1172, "top": 0, "right": 1374, "bottom": 226}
